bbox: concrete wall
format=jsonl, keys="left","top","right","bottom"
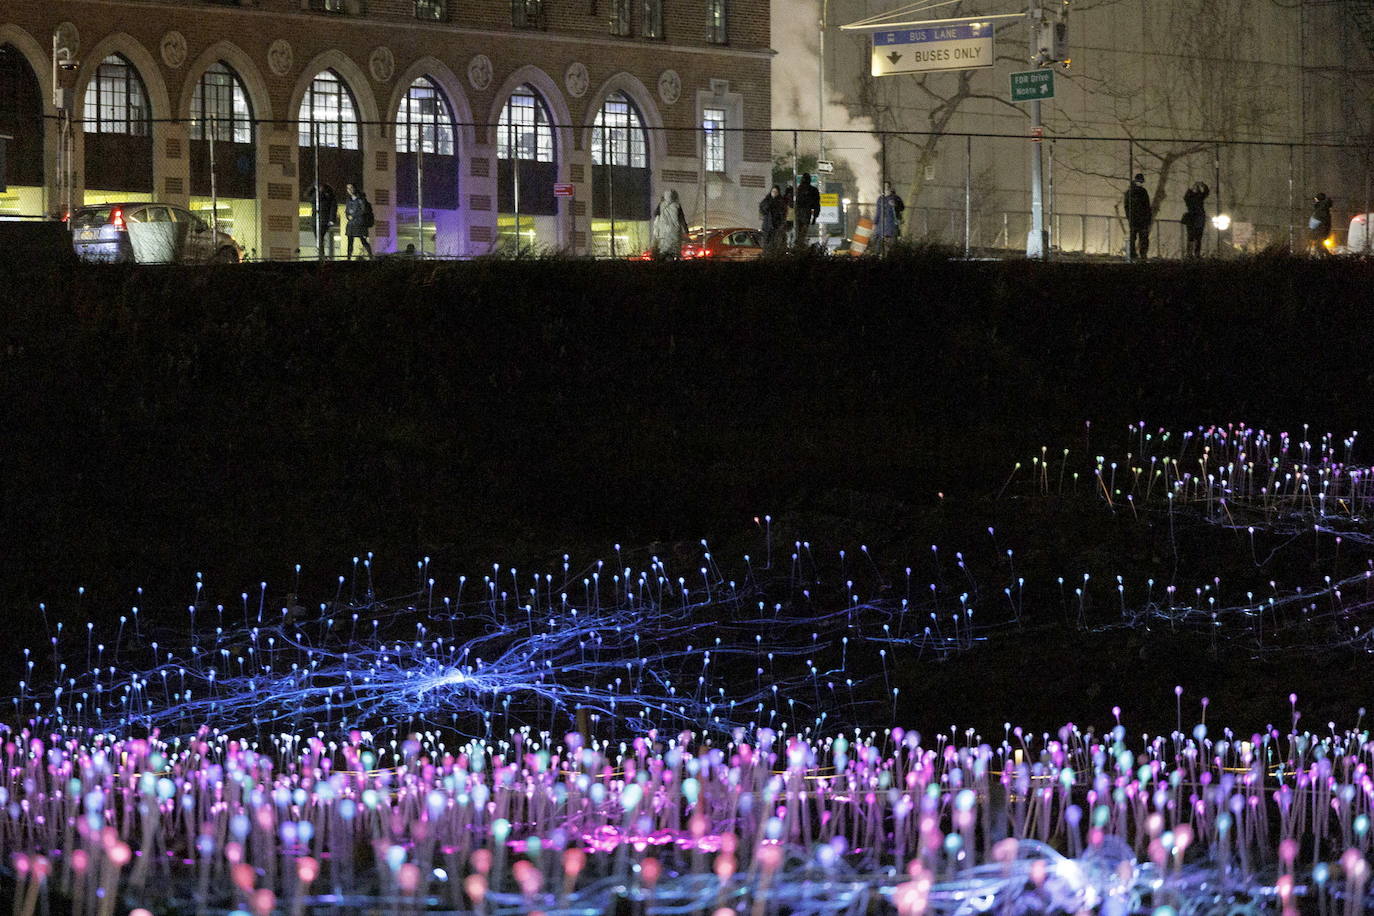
{"left": 809, "top": 0, "right": 1371, "bottom": 254}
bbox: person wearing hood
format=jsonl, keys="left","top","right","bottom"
{"left": 759, "top": 185, "right": 788, "bottom": 248}
{"left": 652, "top": 188, "right": 689, "bottom": 256}
{"left": 793, "top": 173, "right": 821, "bottom": 246}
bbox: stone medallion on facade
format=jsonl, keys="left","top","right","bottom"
{"left": 657, "top": 69, "right": 682, "bottom": 106}
{"left": 467, "top": 54, "right": 493, "bottom": 91}
{"left": 369, "top": 46, "right": 395, "bottom": 83}
{"left": 564, "top": 62, "right": 589, "bottom": 99}
{"left": 160, "top": 31, "right": 188, "bottom": 69}
{"left": 53, "top": 22, "right": 80, "bottom": 59}
{"left": 267, "top": 39, "right": 293, "bottom": 78}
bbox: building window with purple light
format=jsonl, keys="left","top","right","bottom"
{"left": 610, "top": 0, "right": 631, "bottom": 36}
{"left": 702, "top": 106, "right": 725, "bottom": 173}
{"left": 415, "top": 0, "right": 446, "bottom": 20}
{"left": 512, "top": 0, "right": 546, "bottom": 28}
{"left": 643, "top": 0, "right": 663, "bottom": 38}
{"left": 706, "top": 0, "right": 728, "bottom": 44}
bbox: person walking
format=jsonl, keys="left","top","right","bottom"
{"left": 1182, "top": 181, "right": 1209, "bottom": 258}
{"left": 875, "top": 180, "right": 905, "bottom": 250}
{"left": 1124, "top": 173, "right": 1152, "bottom": 260}
{"left": 310, "top": 181, "right": 337, "bottom": 260}
{"left": 343, "top": 182, "right": 374, "bottom": 260}
{"left": 759, "top": 185, "right": 788, "bottom": 249}
{"left": 1309, "top": 192, "right": 1334, "bottom": 257}
{"left": 651, "top": 188, "right": 688, "bottom": 256}
{"left": 794, "top": 173, "right": 821, "bottom": 247}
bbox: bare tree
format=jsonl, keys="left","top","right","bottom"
{"left": 1053, "top": 0, "right": 1287, "bottom": 232}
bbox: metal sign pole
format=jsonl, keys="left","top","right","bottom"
{"left": 209, "top": 117, "right": 219, "bottom": 249}
{"left": 313, "top": 121, "right": 322, "bottom": 262}
{"left": 1025, "top": 0, "right": 1048, "bottom": 259}
{"left": 1027, "top": 95, "right": 1046, "bottom": 258}
{"left": 791, "top": 130, "right": 799, "bottom": 246}
{"left": 417, "top": 137, "right": 425, "bottom": 256}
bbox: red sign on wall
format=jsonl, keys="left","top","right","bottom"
{"left": 554, "top": 183, "right": 575, "bottom": 198}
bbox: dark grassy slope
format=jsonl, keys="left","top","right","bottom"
{"left": 0, "top": 253, "right": 1368, "bottom": 734}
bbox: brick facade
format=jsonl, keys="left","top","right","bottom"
{"left": 2, "top": 0, "right": 774, "bottom": 257}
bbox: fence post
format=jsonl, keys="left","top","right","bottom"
{"left": 1288, "top": 144, "right": 1295, "bottom": 252}
{"left": 791, "top": 129, "right": 799, "bottom": 247}
{"left": 1357, "top": 153, "right": 1368, "bottom": 254}
{"left": 964, "top": 134, "right": 971, "bottom": 258}
{"left": 1213, "top": 143, "right": 1222, "bottom": 256}
{"left": 880, "top": 130, "right": 888, "bottom": 255}
{"left": 209, "top": 117, "right": 220, "bottom": 254}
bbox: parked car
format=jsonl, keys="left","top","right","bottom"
{"left": 632, "top": 227, "right": 766, "bottom": 261}
{"left": 69, "top": 202, "right": 243, "bottom": 264}
{"left": 682, "top": 227, "right": 765, "bottom": 260}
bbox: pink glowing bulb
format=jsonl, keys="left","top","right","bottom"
{"left": 513, "top": 859, "right": 541, "bottom": 896}
{"left": 470, "top": 848, "right": 492, "bottom": 875}
{"left": 251, "top": 888, "right": 276, "bottom": 916}
{"left": 463, "top": 873, "right": 488, "bottom": 903}
{"left": 233, "top": 863, "right": 256, "bottom": 893}
{"left": 297, "top": 857, "right": 319, "bottom": 885}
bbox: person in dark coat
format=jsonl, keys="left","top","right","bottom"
{"left": 343, "top": 182, "right": 373, "bottom": 260}
{"left": 1182, "top": 181, "right": 1209, "bottom": 258}
{"left": 1310, "top": 192, "right": 1333, "bottom": 257}
{"left": 1124, "top": 173, "right": 1152, "bottom": 260}
{"left": 310, "top": 181, "right": 337, "bottom": 260}
{"left": 875, "top": 180, "right": 905, "bottom": 247}
{"left": 793, "top": 173, "right": 821, "bottom": 246}
{"left": 759, "top": 185, "right": 788, "bottom": 248}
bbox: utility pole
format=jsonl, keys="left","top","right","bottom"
{"left": 1026, "top": 0, "right": 1048, "bottom": 259}
{"left": 818, "top": 0, "right": 828, "bottom": 167}
{"left": 52, "top": 34, "right": 77, "bottom": 219}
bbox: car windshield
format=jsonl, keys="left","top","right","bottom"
{"left": 71, "top": 207, "right": 114, "bottom": 230}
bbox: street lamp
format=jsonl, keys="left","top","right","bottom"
{"left": 1211, "top": 213, "right": 1231, "bottom": 232}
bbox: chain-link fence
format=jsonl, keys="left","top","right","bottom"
{"left": 8, "top": 115, "right": 1372, "bottom": 261}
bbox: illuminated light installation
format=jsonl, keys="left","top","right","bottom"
{"left": 0, "top": 717, "right": 1371, "bottom": 913}
{"left": 9, "top": 423, "right": 1374, "bottom": 912}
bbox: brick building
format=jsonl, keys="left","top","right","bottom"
{"left": 0, "top": 0, "right": 773, "bottom": 258}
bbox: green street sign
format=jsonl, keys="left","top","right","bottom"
{"left": 1010, "top": 69, "right": 1055, "bottom": 103}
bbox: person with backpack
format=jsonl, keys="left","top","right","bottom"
{"left": 1309, "top": 192, "right": 1334, "bottom": 257}
{"left": 344, "top": 182, "right": 374, "bottom": 260}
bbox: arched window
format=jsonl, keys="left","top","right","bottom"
{"left": 591, "top": 92, "right": 647, "bottom": 168}
{"left": 394, "top": 75, "right": 459, "bottom": 217}
{"left": 298, "top": 70, "right": 359, "bottom": 150}
{"left": 395, "top": 77, "right": 455, "bottom": 155}
{"left": 83, "top": 54, "right": 150, "bottom": 135}
{"left": 191, "top": 63, "right": 253, "bottom": 143}
{"left": 0, "top": 44, "right": 44, "bottom": 190}
{"left": 496, "top": 86, "right": 554, "bottom": 162}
